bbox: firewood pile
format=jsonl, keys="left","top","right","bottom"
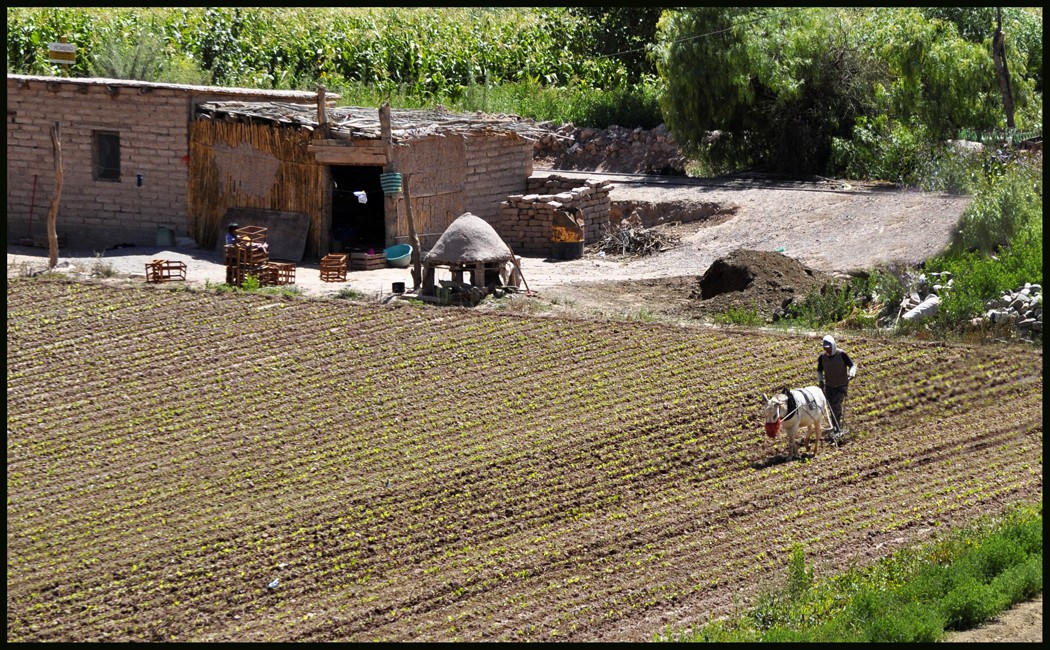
{"left": 592, "top": 215, "right": 680, "bottom": 257}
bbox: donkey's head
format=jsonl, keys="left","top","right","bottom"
{"left": 761, "top": 393, "right": 787, "bottom": 438}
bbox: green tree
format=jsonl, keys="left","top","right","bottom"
{"left": 920, "top": 7, "right": 1042, "bottom": 92}
{"left": 655, "top": 7, "right": 1041, "bottom": 177}
{"left": 566, "top": 7, "right": 666, "bottom": 83}
{"left": 654, "top": 7, "right": 879, "bottom": 174}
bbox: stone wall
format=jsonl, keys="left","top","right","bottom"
{"left": 496, "top": 175, "right": 612, "bottom": 255}
{"left": 6, "top": 74, "right": 322, "bottom": 251}
{"left": 533, "top": 123, "right": 687, "bottom": 175}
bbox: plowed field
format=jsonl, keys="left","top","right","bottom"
{"left": 6, "top": 279, "right": 1043, "bottom": 642}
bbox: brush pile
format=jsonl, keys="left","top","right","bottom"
{"left": 591, "top": 214, "right": 679, "bottom": 257}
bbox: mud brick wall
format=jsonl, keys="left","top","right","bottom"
{"left": 496, "top": 175, "right": 612, "bottom": 255}
{"left": 6, "top": 74, "right": 319, "bottom": 251}
{"left": 386, "top": 132, "right": 532, "bottom": 249}
{"left": 462, "top": 134, "right": 534, "bottom": 224}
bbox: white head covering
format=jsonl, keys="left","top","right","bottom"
{"left": 822, "top": 335, "right": 837, "bottom": 354}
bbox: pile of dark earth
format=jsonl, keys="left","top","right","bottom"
{"left": 688, "top": 248, "right": 840, "bottom": 320}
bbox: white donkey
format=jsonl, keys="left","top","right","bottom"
{"left": 762, "top": 386, "right": 832, "bottom": 460}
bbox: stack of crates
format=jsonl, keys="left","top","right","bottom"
{"left": 225, "top": 225, "right": 270, "bottom": 286}
{"left": 320, "top": 253, "right": 348, "bottom": 282}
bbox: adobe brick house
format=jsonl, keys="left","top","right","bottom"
{"left": 188, "top": 99, "right": 547, "bottom": 258}
{"left": 6, "top": 74, "right": 327, "bottom": 251}
{"left": 6, "top": 74, "right": 551, "bottom": 259}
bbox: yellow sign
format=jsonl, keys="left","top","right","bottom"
{"left": 48, "top": 41, "right": 76, "bottom": 64}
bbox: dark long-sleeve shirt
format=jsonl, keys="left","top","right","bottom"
{"left": 818, "top": 350, "right": 854, "bottom": 387}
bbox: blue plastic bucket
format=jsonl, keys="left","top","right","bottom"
{"left": 385, "top": 243, "right": 412, "bottom": 267}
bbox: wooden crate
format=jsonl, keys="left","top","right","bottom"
{"left": 320, "top": 253, "right": 348, "bottom": 282}
{"left": 145, "top": 259, "right": 187, "bottom": 283}
{"left": 234, "top": 225, "right": 268, "bottom": 246}
{"left": 266, "top": 261, "right": 296, "bottom": 285}
{"left": 350, "top": 251, "right": 386, "bottom": 271}
{"left": 226, "top": 244, "right": 269, "bottom": 267}
{"left": 253, "top": 265, "right": 279, "bottom": 287}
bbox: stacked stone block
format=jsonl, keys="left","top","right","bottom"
{"left": 497, "top": 175, "right": 612, "bottom": 255}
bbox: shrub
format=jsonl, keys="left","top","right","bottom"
{"left": 960, "top": 535, "right": 1028, "bottom": 582}
{"left": 940, "top": 575, "right": 1003, "bottom": 630}
{"left": 333, "top": 287, "right": 365, "bottom": 300}
{"left": 861, "top": 598, "right": 946, "bottom": 643}
{"left": 787, "top": 275, "right": 874, "bottom": 328}
{"left": 990, "top": 557, "right": 1043, "bottom": 605}
{"left": 88, "top": 27, "right": 209, "bottom": 84}
{"left": 914, "top": 142, "right": 985, "bottom": 194}
{"left": 1001, "top": 515, "right": 1043, "bottom": 555}
{"left": 90, "top": 252, "right": 119, "bottom": 278}
{"left": 785, "top": 543, "right": 813, "bottom": 602}
{"left": 830, "top": 116, "right": 931, "bottom": 185}
{"left": 713, "top": 304, "right": 762, "bottom": 326}
{"left": 240, "top": 274, "right": 261, "bottom": 291}
{"left": 759, "top": 625, "right": 809, "bottom": 641}
{"left": 947, "top": 156, "right": 1043, "bottom": 256}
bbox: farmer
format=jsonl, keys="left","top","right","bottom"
{"left": 817, "top": 334, "right": 856, "bottom": 434}
{"left": 225, "top": 223, "right": 240, "bottom": 246}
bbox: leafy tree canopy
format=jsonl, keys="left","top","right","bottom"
{"left": 654, "top": 7, "right": 1041, "bottom": 176}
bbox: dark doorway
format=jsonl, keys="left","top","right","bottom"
{"left": 330, "top": 166, "right": 385, "bottom": 252}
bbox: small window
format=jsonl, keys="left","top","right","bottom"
{"left": 93, "top": 131, "right": 121, "bottom": 181}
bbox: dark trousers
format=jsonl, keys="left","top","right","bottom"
{"left": 823, "top": 384, "right": 848, "bottom": 430}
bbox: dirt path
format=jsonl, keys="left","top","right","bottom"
{"left": 943, "top": 596, "right": 1042, "bottom": 643}
{"left": 6, "top": 172, "right": 970, "bottom": 301}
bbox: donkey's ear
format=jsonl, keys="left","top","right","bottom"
{"left": 762, "top": 393, "right": 769, "bottom": 403}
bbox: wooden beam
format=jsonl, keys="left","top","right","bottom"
{"left": 311, "top": 150, "right": 388, "bottom": 165}
{"left": 403, "top": 173, "right": 423, "bottom": 290}
{"left": 308, "top": 140, "right": 387, "bottom": 152}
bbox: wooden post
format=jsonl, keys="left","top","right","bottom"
{"left": 316, "top": 85, "right": 330, "bottom": 138}
{"left": 47, "top": 121, "right": 63, "bottom": 269}
{"left": 59, "top": 36, "right": 71, "bottom": 78}
{"left": 379, "top": 102, "right": 392, "bottom": 144}
{"left": 402, "top": 173, "right": 423, "bottom": 290}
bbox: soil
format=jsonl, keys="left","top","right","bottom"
{"left": 4, "top": 127, "right": 1039, "bottom": 642}
{"left": 513, "top": 170, "right": 971, "bottom": 326}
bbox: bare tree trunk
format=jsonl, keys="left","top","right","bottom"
{"left": 402, "top": 173, "right": 423, "bottom": 290}
{"left": 47, "top": 121, "right": 63, "bottom": 269}
{"left": 993, "top": 7, "right": 1015, "bottom": 129}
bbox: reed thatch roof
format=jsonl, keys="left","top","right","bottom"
{"left": 423, "top": 213, "right": 514, "bottom": 264}
{"left": 195, "top": 100, "right": 555, "bottom": 143}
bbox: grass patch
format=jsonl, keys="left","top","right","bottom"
{"left": 203, "top": 276, "right": 303, "bottom": 298}
{"left": 713, "top": 303, "right": 762, "bottom": 326}
{"left": 666, "top": 502, "right": 1042, "bottom": 643}
{"left": 332, "top": 286, "right": 367, "bottom": 300}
